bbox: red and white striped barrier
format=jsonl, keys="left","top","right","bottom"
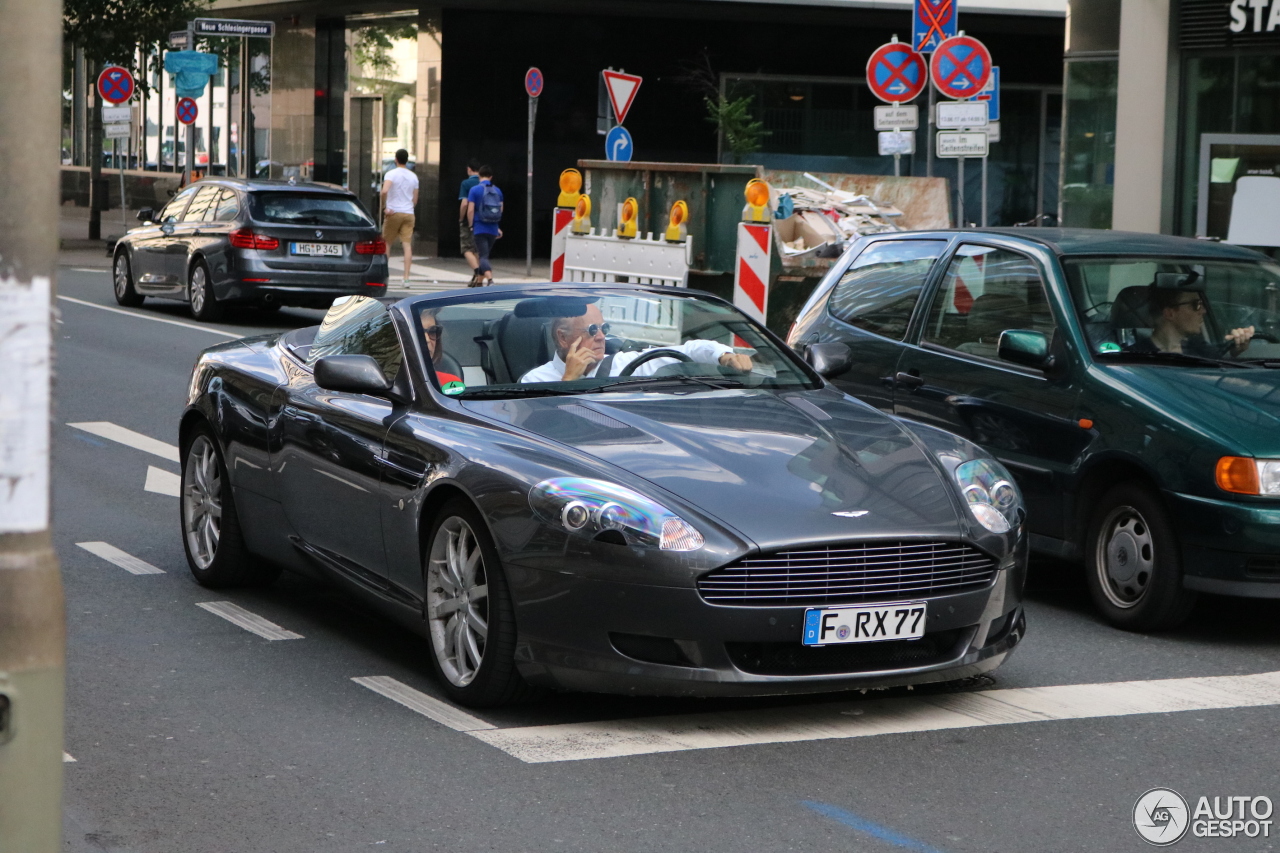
{"left": 733, "top": 222, "right": 772, "bottom": 325}
{"left": 549, "top": 208, "right": 574, "bottom": 281}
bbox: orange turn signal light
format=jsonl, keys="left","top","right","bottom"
{"left": 1216, "top": 456, "right": 1260, "bottom": 495}
{"left": 1077, "top": 418, "right": 1094, "bottom": 430}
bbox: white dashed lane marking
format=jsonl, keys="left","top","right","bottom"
{"left": 68, "top": 421, "right": 180, "bottom": 462}
{"left": 144, "top": 465, "right": 181, "bottom": 497}
{"left": 195, "top": 602, "right": 303, "bottom": 641}
{"left": 352, "top": 676, "right": 495, "bottom": 733}
{"left": 63, "top": 752, "right": 76, "bottom": 763}
{"left": 57, "top": 295, "right": 240, "bottom": 338}
{"left": 369, "top": 669, "right": 1280, "bottom": 764}
{"left": 76, "top": 541, "right": 165, "bottom": 575}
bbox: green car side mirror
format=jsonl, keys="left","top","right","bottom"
{"left": 998, "top": 329, "right": 1054, "bottom": 370}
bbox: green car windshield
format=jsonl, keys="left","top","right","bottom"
{"left": 415, "top": 290, "right": 818, "bottom": 398}
{"left": 1063, "top": 256, "right": 1280, "bottom": 364}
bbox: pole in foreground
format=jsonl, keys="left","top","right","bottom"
{"left": 524, "top": 67, "right": 543, "bottom": 277}
{"left": 0, "top": 0, "right": 67, "bottom": 848}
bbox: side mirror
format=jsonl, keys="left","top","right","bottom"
{"left": 137, "top": 208, "right": 154, "bottom": 224}
{"left": 804, "top": 342, "right": 852, "bottom": 378}
{"left": 997, "top": 329, "right": 1054, "bottom": 369}
{"left": 314, "top": 354, "right": 392, "bottom": 395}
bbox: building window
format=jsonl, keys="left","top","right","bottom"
{"left": 1061, "top": 58, "right": 1117, "bottom": 228}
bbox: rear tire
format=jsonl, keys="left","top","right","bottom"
{"left": 180, "top": 426, "right": 280, "bottom": 588}
{"left": 188, "top": 259, "right": 224, "bottom": 322}
{"left": 423, "top": 498, "right": 538, "bottom": 707}
{"left": 113, "top": 251, "right": 144, "bottom": 307}
{"left": 1084, "top": 482, "right": 1196, "bottom": 631}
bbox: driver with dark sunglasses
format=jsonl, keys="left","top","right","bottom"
{"left": 520, "top": 302, "right": 753, "bottom": 383}
{"left": 420, "top": 308, "right": 464, "bottom": 393}
{"left": 1132, "top": 287, "right": 1255, "bottom": 356}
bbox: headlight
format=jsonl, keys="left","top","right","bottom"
{"left": 529, "top": 477, "right": 705, "bottom": 551}
{"left": 1217, "top": 456, "right": 1280, "bottom": 496}
{"left": 953, "top": 459, "right": 1023, "bottom": 534}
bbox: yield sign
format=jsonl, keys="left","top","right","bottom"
{"left": 929, "top": 34, "right": 992, "bottom": 100}
{"left": 602, "top": 70, "right": 642, "bottom": 126}
{"left": 866, "top": 42, "right": 928, "bottom": 104}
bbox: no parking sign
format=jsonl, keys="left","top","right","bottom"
{"left": 176, "top": 97, "right": 199, "bottom": 125}
{"left": 865, "top": 42, "right": 928, "bottom": 104}
{"left": 929, "top": 35, "right": 992, "bottom": 100}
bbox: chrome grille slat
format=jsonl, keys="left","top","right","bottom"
{"left": 697, "top": 540, "right": 997, "bottom": 606}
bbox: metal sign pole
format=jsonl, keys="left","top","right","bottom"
{"left": 926, "top": 86, "right": 935, "bottom": 178}
{"left": 957, "top": 155, "right": 965, "bottom": 226}
{"left": 184, "top": 22, "right": 195, "bottom": 185}
{"left": 981, "top": 155, "right": 988, "bottom": 227}
{"left": 526, "top": 95, "right": 535, "bottom": 276}
{"left": 117, "top": 138, "right": 127, "bottom": 232}
{"left": 894, "top": 153, "right": 901, "bottom": 177}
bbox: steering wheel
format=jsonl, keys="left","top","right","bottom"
{"left": 618, "top": 348, "right": 695, "bottom": 376}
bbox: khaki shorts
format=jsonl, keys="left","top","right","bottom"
{"left": 383, "top": 212, "right": 415, "bottom": 244}
{"left": 459, "top": 220, "right": 478, "bottom": 254}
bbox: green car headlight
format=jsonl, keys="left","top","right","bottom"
{"left": 953, "top": 459, "right": 1023, "bottom": 534}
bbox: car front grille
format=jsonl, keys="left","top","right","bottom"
{"left": 726, "top": 628, "right": 969, "bottom": 676}
{"left": 697, "top": 541, "right": 997, "bottom": 607}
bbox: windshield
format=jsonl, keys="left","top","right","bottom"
{"left": 1063, "top": 256, "right": 1280, "bottom": 364}
{"left": 414, "top": 289, "right": 818, "bottom": 398}
{"left": 249, "top": 192, "right": 374, "bottom": 227}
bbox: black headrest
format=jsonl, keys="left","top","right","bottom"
{"left": 1111, "top": 286, "right": 1154, "bottom": 329}
{"left": 494, "top": 313, "right": 555, "bottom": 382}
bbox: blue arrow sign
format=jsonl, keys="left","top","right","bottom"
{"left": 977, "top": 66, "right": 1000, "bottom": 122}
{"left": 605, "top": 125, "right": 633, "bottom": 162}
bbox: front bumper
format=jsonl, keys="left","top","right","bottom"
{"left": 1167, "top": 491, "right": 1280, "bottom": 597}
{"left": 505, "top": 563, "right": 1026, "bottom": 697}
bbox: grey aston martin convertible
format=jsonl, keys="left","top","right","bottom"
{"left": 179, "top": 285, "right": 1027, "bottom": 707}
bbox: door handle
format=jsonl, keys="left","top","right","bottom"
{"left": 894, "top": 371, "right": 924, "bottom": 390}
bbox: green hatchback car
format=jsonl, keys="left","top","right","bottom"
{"left": 788, "top": 229, "right": 1280, "bottom": 630}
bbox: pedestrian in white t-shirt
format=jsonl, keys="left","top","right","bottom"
{"left": 380, "top": 148, "right": 419, "bottom": 285}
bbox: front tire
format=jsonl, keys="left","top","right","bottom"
{"left": 113, "top": 251, "right": 144, "bottom": 306}
{"left": 1084, "top": 482, "right": 1196, "bottom": 631}
{"left": 181, "top": 426, "right": 279, "bottom": 588}
{"left": 188, "top": 259, "right": 224, "bottom": 322}
{"left": 424, "top": 498, "right": 535, "bottom": 707}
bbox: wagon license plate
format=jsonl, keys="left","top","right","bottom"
{"left": 802, "top": 602, "right": 927, "bottom": 646}
{"left": 291, "top": 242, "right": 342, "bottom": 256}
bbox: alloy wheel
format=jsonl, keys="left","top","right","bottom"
{"left": 182, "top": 435, "right": 223, "bottom": 570}
{"left": 1094, "top": 503, "right": 1154, "bottom": 608}
{"left": 189, "top": 264, "right": 208, "bottom": 314}
{"left": 113, "top": 255, "right": 129, "bottom": 298}
{"left": 426, "top": 517, "right": 490, "bottom": 687}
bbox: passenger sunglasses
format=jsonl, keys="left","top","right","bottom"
{"left": 580, "top": 323, "right": 611, "bottom": 337}
{"left": 424, "top": 325, "right": 444, "bottom": 339}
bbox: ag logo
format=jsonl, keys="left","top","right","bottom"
{"left": 1134, "top": 788, "right": 1190, "bottom": 845}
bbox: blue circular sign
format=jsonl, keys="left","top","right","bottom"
{"left": 605, "top": 125, "right": 633, "bottom": 162}
{"left": 525, "top": 67, "right": 544, "bottom": 98}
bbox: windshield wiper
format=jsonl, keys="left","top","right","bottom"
{"left": 1096, "top": 351, "right": 1257, "bottom": 369}
{"left": 455, "top": 386, "right": 574, "bottom": 400}
{"left": 1237, "top": 358, "right": 1280, "bottom": 368}
{"left": 583, "top": 375, "right": 750, "bottom": 393}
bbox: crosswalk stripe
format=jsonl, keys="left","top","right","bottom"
{"left": 144, "top": 465, "right": 181, "bottom": 497}
{"left": 352, "top": 676, "right": 495, "bottom": 732}
{"left": 195, "top": 601, "right": 303, "bottom": 641}
{"left": 68, "top": 421, "right": 179, "bottom": 462}
{"left": 76, "top": 541, "right": 165, "bottom": 575}
{"left": 468, "top": 669, "right": 1280, "bottom": 763}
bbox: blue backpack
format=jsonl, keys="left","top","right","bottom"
{"left": 477, "top": 183, "right": 503, "bottom": 224}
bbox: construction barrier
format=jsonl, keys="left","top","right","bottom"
{"left": 563, "top": 228, "right": 692, "bottom": 287}
{"left": 549, "top": 208, "right": 573, "bottom": 281}
{"left": 733, "top": 179, "right": 773, "bottom": 324}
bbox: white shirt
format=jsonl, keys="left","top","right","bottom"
{"left": 520, "top": 339, "right": 734, "bottom": 383}
{"left": 383, "top": 166, "right": 419, "bottom": 214}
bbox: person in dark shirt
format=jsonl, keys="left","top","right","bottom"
{"left": 1132, "top": 287, "right": 1255, "bottom": 357}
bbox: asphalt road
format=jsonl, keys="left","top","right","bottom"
{"left": 54, "top": 265, "right": 1280, "bottom": 852}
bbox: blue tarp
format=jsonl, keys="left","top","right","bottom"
{"left": 163, "top": 51, "right": 219, "bottom": 98}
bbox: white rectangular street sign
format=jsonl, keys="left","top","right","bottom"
{"left": 169, "top": 30, "right": 190, "bottom": 49}
{"left": 936, "top": 101, "right": 989, "bottom": 130}
{"left": 873, "top": 105, "right": 919, "bottom": 131}
{"left": 101, "top": 106, "right": 131, "bottom": 123}
{"left": 878, "top": 131, "right": 916, "bottom": 156}
{"left": 192, "top": 17, "right": 275, "bottom": 38}
{"left": 986, "top": 121, "right": 1001, "bottom": 143}
{"left": 936, "top": 131, "right": 989, "bottom": 158}
{"left": 104, "top": 122, "right": 131, "bottom": 139}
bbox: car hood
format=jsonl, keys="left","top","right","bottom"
{"left": 462, "top": 389, "right": 966, "bottom": 549}
{"left": 1099, "top": 365, "right": 1280, "bottom": 454}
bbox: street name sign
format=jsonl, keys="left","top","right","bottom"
{"left": 874, "top": 105, "right": 919, "bottom": 131}
{"left": 936, "top": 130, "right": 988, "bottom": 157}
{"left": 169, "top": 30, "right": 190, "bottom": 49}
{"left": 866, "top": 42, "right": 928, "bottom": 104}
{"left": 929, "top": 34, "right": 992, "bottom": 100}
{"left": 192, "top": 18, "right": 275, "bottom": 38}
{"left": 97, "top": 66, "right": 135, "bottom": 105}
{"left": 879, "top": 131, "right": 916, "bottom": 156}
{"left": 913, "top": 0, "right": 957, "bottom": 52}
{"left": 936, "top": 100, "right": 988, "bottom": 129}
{"left": 602, "top": 70, "right": 642, "bottom": 125}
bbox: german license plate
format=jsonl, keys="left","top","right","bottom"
{"left": 802, "top": 602, "right": 927, "bottom": 646}
{"left": 291, "top": 242, "right": 342, "bottom": 256}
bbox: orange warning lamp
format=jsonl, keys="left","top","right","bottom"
{"left": 742, "top": 179, "right": 772, "bottom": 223}
{"left": 664, "top": 200, "right": 689, "bottom": 243}
{"left": 558, "top": 168, "right": 583, "bottom": 208}
{"left": 618, "top": 196, "right": 639, "bottom": 239}
{"left": 571, "top": 194, "right": 592, "bottom": 234}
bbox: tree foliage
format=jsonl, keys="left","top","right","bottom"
{"left": 705, "top": 95, "right": 769, "bottom": 164}
{"left": 353, "top": 22, "right": 420, "bottom": 79}
{"left": 64, "top": 0, "right": 213, "bottom": 87}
